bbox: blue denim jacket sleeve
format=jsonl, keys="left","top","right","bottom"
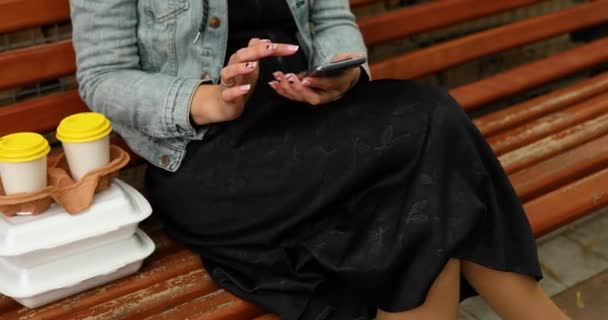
{"left": 309, "top": 0, "right": 371, "bottom": 78}
{"left": 70, "top": 0, "right": 206, "bottom": 140}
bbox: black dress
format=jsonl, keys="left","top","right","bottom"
{"left": 145, "top": 1, "right": 542, "bottom": 319}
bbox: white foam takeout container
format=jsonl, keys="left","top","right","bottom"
{"left": 0, "top": 229, "right": 155, "bottom": 308}
{"left": 0, "top": 180, "right": 152, "bottom": 269}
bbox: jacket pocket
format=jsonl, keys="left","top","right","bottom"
{"left": 144, "top": 0, "right": 189, "bottom": 24}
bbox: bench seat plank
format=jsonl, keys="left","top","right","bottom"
{"left": 524, "top": 168, "right": 608, "bottom": 237}
{"left": 511, "top": 134, "right": 608, "bottom": 201}
{"left": 359, "top": 0, "right": 542, "bottom": 46}
{"left": 144, "top": 290, "right": 264, "bottom": 320}
{"left": 499, "top": 113, "right": 608, "bottom": 174}
{"left": 0, "top": 40, "right": 75, "bottom": 90}
{"left": 371, "top": 1, "right": 608, "bottom": 80}
{"left": 252, "top": 314, "right": 280, "bottom": 320}
{"left": 487, "top": 91, "right": 608, "bottom": 155}
{"left": 474, "top": 72, "right": 608, "bottom": 136}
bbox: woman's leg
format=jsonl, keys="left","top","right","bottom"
{"left": 461, "top": 261, "right": 569, "bottom": 320}
{"left": 376, "top": 259, "right": 461, "bottom": 320}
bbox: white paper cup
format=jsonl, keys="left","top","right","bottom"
{"left": 0, "top": 132, "right": 50, "bottom": 195}
{"left": 62, "top": 136, "right": 110, "bottom": 181}
{"left": 56, "top": 113, "right": 113, "bottom": 181}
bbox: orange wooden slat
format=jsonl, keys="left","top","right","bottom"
{"left": 0, "top": 40, "right": 75, "bottom": 90}
{"left": 0, "top": 295, "right": 18, "bottom": 314}
{"left": 145, "top": 290, "right": 265, "bottom": 320}
{"left": 1, "top": 236, "right": 196, "bottom": 320}
{"left": 474, "top": 72, "right": 608, "bottom": 136}
{"left": 450, "top": 37, "right": 608, "bottom": 111}
{"left": 252, "top": 314, "right": 280, "bottom": 320}
{"left": 359, "top": 0, "right": 541, "bottom": 46}
{"left": 0, "top": 90, "right": 87, "bottom": 136}
{"left": 63, "top": 269, "right": 216, "bottom": 320}
{"left": 488, "top": 91, "right": 608, "bottom": 155}
{"left": 511, "top": 134, "right": 608, "bottom": 201}
{"left": 0, "top": 0, "right": 70, "bottom": 33}
{"left": 370, "top": 0, "right": 608, "bottom": 80}
{"left": 524, "top": 168, "right": 608, "bottom": 237}
{"left": 499, "top": 113, "right": 608, "bottom": 174}
{"left": 350, "top": 0, "right": 384, "bottom": 8}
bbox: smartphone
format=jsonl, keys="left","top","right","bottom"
{"left": 298, "top": 56, "right": 367, "bottom": 78}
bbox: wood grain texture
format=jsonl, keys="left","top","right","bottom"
{"left": 511, "top": 134, "right": 608, "bottom": 201}
{"left": 487, "top": 92, "right": 608, "bottom": 155}
{"left": 0, "top": 0, "right": 70, "bottom": 33}
{"left": 524, "top": 168, "right": 608, "bottom": 237}
{"left": 474, "top": 72, "right": 608, "bottom": 136}
{"left": 450, "top": 37, "right": 608, "bottom": 111}
{"left": 0, "top": 90, "right": 87, "bottom": 136}
{"left": 371, "top": 0, "right": 608, "bottom": 80}
{"left": 359, "top": 0, "right": 542, "bottom": 46}
{"left": 499, "top": 113, "right": 608, "bottom": 174}
{"left": 0, "top": 40, "right": 76, "bottom": 90}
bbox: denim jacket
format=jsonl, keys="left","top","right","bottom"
{"left": 69, "top": 0, "right": 369, "bottom": 171}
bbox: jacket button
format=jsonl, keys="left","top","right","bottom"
{"left": 161, "top": 154, "right": 170, "bottom": 167}
{"left": 201, "top": 72, "right": 211, "bottom": 81}
{"left": 208, "top": 16, "right": 221, "bottom": 28}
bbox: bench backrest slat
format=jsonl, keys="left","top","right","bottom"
{"left": 450, "top": 37, "right": 608, "bottom": 110}
{"left": 0, "top": 40, "right": 75, "bottom": 90}
{"left": 359, "top": 0, "right": 543, "bottom": 46}
{"left": 0, "top": 0, "right": 380, "bottom": 34}
{"left": 0, "top": 90, "right": 86, "bottom": 136}
{"left": 371, "top": 0, "right": 608, "bottom": 80}
{"left": 0, "top": 0, "right": 71, "bottom": 33}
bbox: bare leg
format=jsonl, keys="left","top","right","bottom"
{"left": 376, "top": 259, "right": 461, "bottom": 320}
{"left": 461, "top": 261, "right": 569, "bottom": 320}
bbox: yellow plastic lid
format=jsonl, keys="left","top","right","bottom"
{"left": 0, "top": 132, "right": 51, "bottom": 163}
{"left": 56, "top": 112, "right": 112, "bottom": 143}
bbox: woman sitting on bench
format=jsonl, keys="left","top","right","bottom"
{"left": 69, "top": 0, "right": 568, "bottom": 319}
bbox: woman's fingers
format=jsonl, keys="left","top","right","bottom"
{"left": 229, "top": 41, "right": 299, "bottom": 65}
{"left": 220, "top": 61, "right": 257, "bottom": 86}
{"left": 222, "top": 84, "right": 252, "bottom": 103}
{"left": 300, "top": 76, "right": 335, "bottom": 90}
{"left": 270, "top": 72, "right": 342, "bottom": 106}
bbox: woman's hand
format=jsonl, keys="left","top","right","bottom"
{"left": 269, "top": 53, "right": 364, "bottom": 106}
{"left": 190, "top": 38, "right": 300, "bottom": 125}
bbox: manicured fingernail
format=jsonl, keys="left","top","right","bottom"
{"left": 261, "top": 39, "right": 271, "bottom": 43}
{"left": 245, "top": 61, "right": 257, "bottom": 69}
{"left": 268, "top": 81, "right": 277, "bottom": 88}
{"left": 239, "top": 84, "right": 251, "bottom": 92}
{"left": 302, "top": 79, "right": 311, "bottom": 86}
{"left": 287, "top": 45, "right": 299, "bottom": 52}
{"left": 273, "top": 72, "right": 282, "bottom": 79}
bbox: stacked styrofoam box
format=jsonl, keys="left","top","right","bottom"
{"left": 0, "top": 180, "right": 154, "bottom": 308}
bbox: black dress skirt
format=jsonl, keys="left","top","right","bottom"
{"left": 145, "top": 1, "right": 542, "bottom": 319}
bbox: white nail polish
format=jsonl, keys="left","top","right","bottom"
{"left": 240, "top": 84, "right": 251, "bottom": 92}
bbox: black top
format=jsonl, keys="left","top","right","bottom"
{"left": 225, "top": 0, "right": 307, "bottom": 86}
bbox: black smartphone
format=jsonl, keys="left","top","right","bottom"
{"left": 298, "top": 56, "right": 367, "bottom": 78}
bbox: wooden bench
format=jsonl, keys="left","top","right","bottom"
{"left": 1, "top": 0, "right": 607, "bottom": 318}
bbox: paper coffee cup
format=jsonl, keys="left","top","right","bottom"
{"left": 56, "top": 112, "right": 112, "bottom": 181}
{"left": 0, "top": 132, "right": 51, "bottom": 195}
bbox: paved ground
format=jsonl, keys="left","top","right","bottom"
{"left": 459, "top": 207, "right": 608, "bottom": 319}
